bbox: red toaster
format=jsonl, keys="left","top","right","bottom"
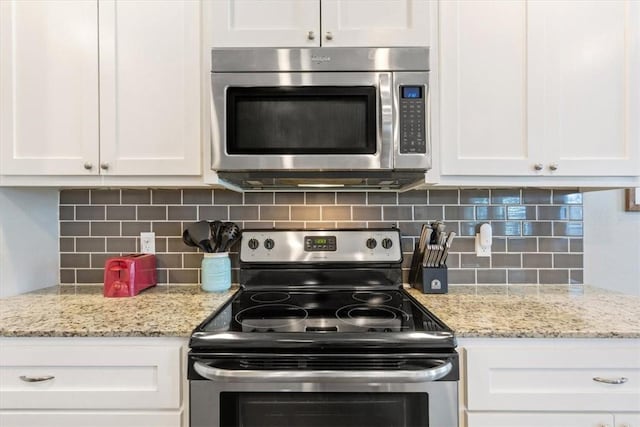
{"left": 103, "top": 254, "right": 157, "bottom": 297}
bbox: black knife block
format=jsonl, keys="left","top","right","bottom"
{"left": 413, "top": 265, "right": 448, "bottom": 294}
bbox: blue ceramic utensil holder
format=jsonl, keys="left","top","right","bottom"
{"left": 201, "top": 252, "right": 231, "bottom": 292}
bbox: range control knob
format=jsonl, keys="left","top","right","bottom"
{"left": 381, "top": 238, "right": 393, "bottom": 249}
{"left": 247, "top": 238, "right": 259, "bottom": 250}
{"left": 366, "top": 238, "right": 377, "bottom": 249}
{"left": 264, "top": 238, "right": 275, "bottom": 250}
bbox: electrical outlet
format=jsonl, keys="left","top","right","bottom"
{"left": 140, "top": 232, "right": 155, "bottom": 254}
{"left": 475, "top": 233, "right": 491, "bottom": 257}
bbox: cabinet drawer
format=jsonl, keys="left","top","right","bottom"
{"left": 466, "top": 412, "right": 613, "bottom": 427}
{"left": 0, "top": 410, "right": 183, "bottom": 427}
{"left": 465, "top": 340, "right": 640, "bottom": 412}
{"left": 0, "top": 338, "right": 183, "bottom": 410}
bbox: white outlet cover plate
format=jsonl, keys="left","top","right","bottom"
{"left": 140, "top": 232, "right": 156, "bottom": 254}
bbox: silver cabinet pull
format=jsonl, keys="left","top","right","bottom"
{"left": 549, "top": 163, "right": 559, "bottom": 171}
{"left": 20, "top": 375, "right": 55, "bottom": 383}
{"left": 100, "top": 162, "right": 109, "bottom": 170}
{"left": 307, "top": 30, "right": 315, "bottom": 40}
{"left": 325, "top": 31, "right": 333, "bottom": 41}
{"left": 194, "top": 360, "right": 452, "bottom": 383}
{"left": 533, "top": 163, "right": 543, "bottom": 171}
{"left": 593, "top": 376, "right": 628, "bottom": 384}
{"left": 83, "top": 162, "right": 93, "bottom": 170}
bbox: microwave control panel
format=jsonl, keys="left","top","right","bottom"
{"left": 399, "top": 86, "right": 426, "bottom": 154}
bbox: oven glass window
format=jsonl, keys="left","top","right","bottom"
{"left": 226, "top": 87, "right": 377, "bottom": 154}
{"left": 220, "top": 392, "right": 428, "bottom": 427}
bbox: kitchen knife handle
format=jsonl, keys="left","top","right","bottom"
{"left": 592, "top": 376, "right": 628, "bottom": 385}
{"left": 20, "top": 375, "right": 55, "bottom": 383}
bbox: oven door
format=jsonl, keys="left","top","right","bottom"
{"left": 210, "top": 72, "right": 393, "bottom": 171}
{"left": 189, "top": 355, "right": 458, "bottom": 427}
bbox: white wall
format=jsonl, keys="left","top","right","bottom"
{"left": 0, "top": 188, "right": 59, "bottom": 297}
{"left": 584, "top": 189, "right": 640, "bottom": 296}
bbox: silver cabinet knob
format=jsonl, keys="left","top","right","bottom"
{"left": 83, "top": 162, "right": 93, "bottom": 170}
{"left": 534, "top": 163, "right": 543, "bottom": 171}
{"left": 549, "top": 163, "right": 559, "bottom": 171}
{"left": 307, "top": 30, "right": 315, "bottom": 40}
{"left": 100, "top": 163, "right": 109, "bottom": 170}
{"left": 325, "top": 31, "right": 333, "bottom": 41}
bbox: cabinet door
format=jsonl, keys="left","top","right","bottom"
{"left": 0, "top": 0, "right": 99, "bottom": 176}
{"left": 467, "top": 412, "right": 614, "bottom": 427}
{"left": 99, "top": 0, "right": 201, "bottom": 175}
{"left": 0, "top": 411, "right": 182, "bottom": 427}
{"left": 210, "top": 0, "right": 320, "bottom": 47}
{"left": 615, "top": 414, "right": 640, "bottom": 427}
{"left": 528, "top": 0, "right": 640, "bottom": 176}
{"left": 321, "top": 0, "right": 431, "bottom": 46}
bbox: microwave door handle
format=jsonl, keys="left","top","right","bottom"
{"left": 378, "top": 73, "right": 393, "bottom": 169}
{"left": 193, "top": 360, "right": 452, "bottom": 383}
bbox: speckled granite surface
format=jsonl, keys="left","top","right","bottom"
{"left": 1, "top": 284, "right": 639, "bottom": 338}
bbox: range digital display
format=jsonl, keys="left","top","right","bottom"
{"left": 402, "top": 86, "right": 422, "bottom": 99}
{"left": 304, "top": 236, "right": 337, "bottom": 251}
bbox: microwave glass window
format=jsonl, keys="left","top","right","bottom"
{"left": 226, "top": 87, "right": 376, "bottom": 154}
{"left": 402, "top": 86, "right": 422, "bottom": 99}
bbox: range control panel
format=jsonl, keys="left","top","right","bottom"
{"left": 399, "top": 85, "right": 427, "bottom": 154}
{"left": 241, "top": 229, "right": 402, "bottom": 263}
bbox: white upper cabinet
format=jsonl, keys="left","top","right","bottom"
{"left": 0, "top": 0, "right": 100, "bottom": 176}
{"left": 99, "top": 0, "right": 201, "bottom": 175}
{"left": 209, "top": 0, "right": 431, "bottom": 47}
{"left": 1, "top": 0, "right": 201, "bottom": 177}
{"left": 440, "top": 0, "right": 640, "bottom": 178}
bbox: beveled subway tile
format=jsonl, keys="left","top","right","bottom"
{"left": 569, "top": 206, "right": 583, "bottom": 220}
{"left": 353, "top": 206, "right": 381, "bottom": 221}
{"left": 168, "top": 237, "right": 198, "bottom": 252}
{"left": 523, "top": 253, "right": 552, "bottom": 268}
{"left": 491, "top": 254, "right": 521, "bottom": 268}
{"left": 322, "top": 206, "right": 351, "bottom": 221}
{"left": 122, "top": 189, "right": 151, "bottom": 204}
{"left": 122, "top": 221, "right": 151, "bottom": 236}
{"left": 337, "top": 192, "right": 366, "bottom": 205}
{"left": 414, "top": 206, "right": 444, "bottom": 221}
{"left": 508, "top": 269, "right": 538, "bottom": 284}
{"left": 274, "top": 221, "right": 305, "bottom": 229}
{"left": 570, "top": 270, "right": 584, "bottom": 284}
{"left": 522, "top": 222, "right": 552, "bottom": 236}
{"left": 155, "top": 253, "right": 182, "bottom": 269}
{"left": 492, "top": 238, "right": 507, "bottom": 253}
{"left": 59, "top": 237, "right": 75, "bottom": 252}
{"left": 445, "top": 206, "right": 475, "bottom": 220}
{"left": 91, "top": 253, "right": 117, "bottom": 269}
{"left": 553, "top": 222, "right": 583, "bottom": 236}
{"left": 184, "top": 253, "right": 204, "bottom": 269}
{"left": 61, "top": 254, "right": 90, "bottom": 268}
{"left": 155, "top": 238, "right": 167, "bottom": 253}
{"left": 230, "top": 206, "right": 259, "bottom": 220}
{"left": 153, "top": 222, "right": 181, "bottom": 237}
{"left": 443, "top": 253, "right": 460, "bottom": 268}
{"left": 448, "top": 269, "right": 476, "bottom": 284}
{"left": 554, "top": 254, "right": 583, "bottom": 268}
{"left": 169, "top": 269, "right": 199, "bottom": 284}
{"left": 367, "top": 192, "right": 397, "bottom": 205}
{"left": 507, "top": 206, "right": 536, "bottom": 220}
{"left": 138, "top": 206, "right": 167, "bottom": 221}
{"left": 199, "top": 206, "right": 228, "bottom": 221}
{"left": 244, "top": 192, "right": 274, "bottom": 205}
{"left": 306, "top": 192, "right": 336, "bottom": 205}
{"left": 429, "top": 189, "right": 458, "bottom": 204}
{"left": 337, "top": 221, "right": 367, "bottom": 229}
{"left": 76, "top": 269, "right": 103, "bottom": 283}
{"left": 450, "top": 237, "right": 475, "bottom": 252}
{"left": 168, "top": 206, "right": 197, "bottom": 221}
{"left": 242, "top": 221, "right": 274, "bottom": 229}
{"left": 106, "top": 206, "right": 136, "bottom": 220}
{"left": 401, "top": 237, "right": 414, "bottom": 252}
{"left": 156, "top": 269, "right": 168, "bottom": 284}
{"left": 76, "top": 206, "right": 105, "bottom": 221}
{"left": 460, "top": 189, "right": 489, "bottom": 204}
{"left": 395, "top": 222, "right": 422, "bottom": 237}
{"left": 507, "top": 237, "right": 537, "bottom": 252}
{"left": 459, "top": 222, "right": 477, "bottom": 236}
{"left": 523, "top": 188, "right": 551, "bottom": 204}
{"left": 461, "top": 254, "right": 490, "bottom": 268}
{"left": 260, "top": 206, "right": 290, "bottom": 220}
{"left": 491, "top": 221, "right": 522, "bottom": 236}
{"left": 91, "top": 189, "right": 120, "bottom": 205}
{"left": 570, "top": 238, "right": 583, "bottom": 252}
{"left": 60, "top": 222, "right": 89, "bottom": 237}
{"left": 552, "top": 190, "right": 582, "bottom": 205}
{"left": 60, "top": 189, "right": 89, "bottom": 204}
{"left": 90, "top": 222, "right": 120, "bottom": 236}
{"left": 59, "top": 206, "right": 74, "bottom": 220}
{"left": 213, "top": 190, "right": 242, "bottom": 205}
{"left": 152, "top": 189, "right": 181, "bottom": 204}
{"left": 275, "top": 192, "right": 304, "bottom": 204}
{"left": 106, "top": 237, "right": 137, "bottom": 253}
{"left": 442, "top": 221, "right": 460, "bottom": 235}
{"left": 477, "top": 269, "right": 507, "bottom": 284}
{"left": 476, "top": 206, "right": 506, "bottom": 220}
{"left": 539, "top": 269, "right": 569, "bottom": 284}
{"left": 538, "top": 206, "right": 569, "bottom": 220}
{"left": 76, "top": 237, "right": 105, "bottom": 252}
{"left": 183, "top": 189, "right": 213, "bottom": 205}
{"left": 292, "top": 206, "right": 321, "bottom": 221}
{"left": 398, "top": 190, "right": 427, "bottom": 205}
{"left": 491, "top": 189, "right": 521, "bottom": 204}
{"left": 60, "top": 269, "right": 76, "bottom": 284}
{"left": 305, "top": 221, "right": 337, "bottom": 229}
{"left": 539, "top": 237, "right": 569, "bottom": 252}
{"left": 383, "top": 206, "right": 412, "bottom": 220}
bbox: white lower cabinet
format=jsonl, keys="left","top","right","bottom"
{"left": 460, "top": 338, "right": 640, "bottom": 427}
{"left": 0, "top": 337, "right": 187, "bottom": 427}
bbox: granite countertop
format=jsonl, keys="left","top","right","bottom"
{"left": 1, "top": 284, "right": 639, "bottom": 338}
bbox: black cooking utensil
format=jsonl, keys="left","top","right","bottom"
{"left": 186, "top": 220, "right": 213, "bottom": 252}
{"left": 209, "top": 220, "right": 222, "bottom": 252}
{"left": 182, "top": 228, "right": 198, "bottom": 248}
{"left": 218, "top": 222, "right": 240, "bottom": 252}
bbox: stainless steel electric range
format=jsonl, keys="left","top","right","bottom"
{"left": 188, "top": 228, "right": 459, "bottom": 427}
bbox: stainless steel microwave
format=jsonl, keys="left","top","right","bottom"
{"left": 210, "top": 47, "right": 430, "bottom": 190}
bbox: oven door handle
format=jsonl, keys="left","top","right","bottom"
{"left": 193, "top": 360, "right": 452, "bottom": 383}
